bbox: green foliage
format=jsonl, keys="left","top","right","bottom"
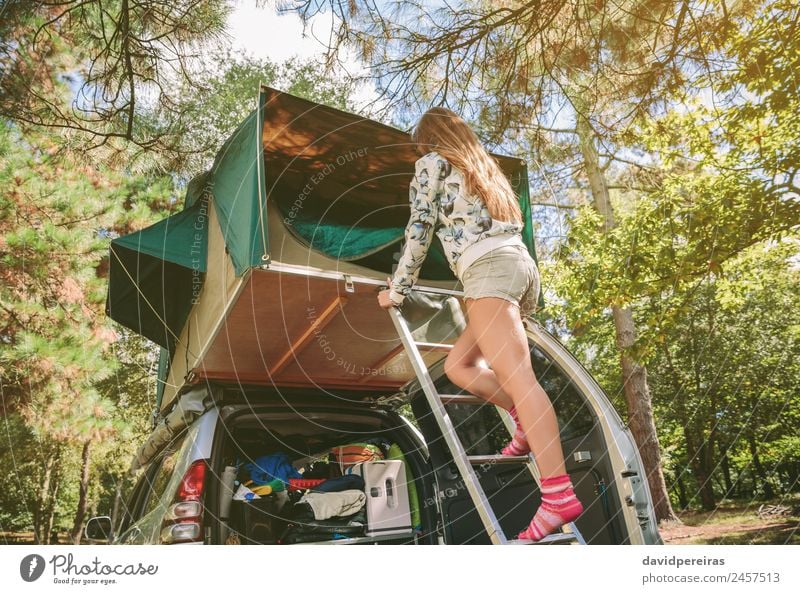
{"left": 0, "top": 122, "right": 175, "bottom": 539}
{"left": 0, "top": 414, "right": 38, "bottom": 531}
{"left": 549, "top": 218, "right": 800, "bottom": 506}
{"left": 543, "top": 3, "right": 800, "bottom": 501}
{"left": 0, "top": 1, "right": 232, "bottom": 161}
{"left": 174, "top": 51, "right": 359, "bottom": 174}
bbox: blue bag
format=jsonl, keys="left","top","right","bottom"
{"left": 310, "top": 474, "right": 365, "bottom": 493}
{"left": 242, "top": 453, "right": 303, "bottom": 486}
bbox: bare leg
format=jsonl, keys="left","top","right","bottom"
{"left": 463, "top": 296, "right": 567, "bottom": 478}
{"left": 443, "top": 317, "right": 515, "bottom": 411}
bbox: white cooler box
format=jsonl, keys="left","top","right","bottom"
{"left": 350, "top": 460, "right": 412, "bottom": 536}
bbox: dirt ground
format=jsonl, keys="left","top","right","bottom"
{"left": 658, "top": 498, "right": 800, "bottom": 545}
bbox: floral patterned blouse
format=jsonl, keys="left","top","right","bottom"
{"left": 388, "top": 150, "right": 524, "bottom": 306}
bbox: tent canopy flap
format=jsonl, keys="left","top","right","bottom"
{"left": 106, "top": 195, "right": 209, "bottom": 352}
{"left": 209, "top": 93, "right": 269, "bottom": 275}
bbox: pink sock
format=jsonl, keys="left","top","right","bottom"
{"left": 518, "top": 474, "right": 584, "bottom": 542}
{"left": 501, "top": 406, "right": 530, "bottom": 456}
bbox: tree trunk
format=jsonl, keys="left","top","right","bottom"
{"left": 721, "top": 448, "right": 733, "bottom": 495}
{"left": 70, "top": 440, "right": 93, "bottom": 544}
{"left": 683, "top": 424, "right": 716, "bottom": 510}
{"left": 33, "top": 451, "right": 54, "bottom": 544}
{"left": 44, "top": 464, "right": 61, "bottom": 545}
{"left": 693, "top": 469, "right": 716, "bottom": 510}
{"left": 676, "top": 475, "right": 688, "bottom": 510}
{"left": 34, "top": 446, "right": 61, "bottom": 544}
{"left": 698, "top": 441, "right": 717, "bottom": 510}
{"left": 110, "top": 479, "right": 124, "bottom": 537}
{"left": 576, "top": 112, "right": 679, "bottom": 524}
{"left": 748, "top": 433, "right": 774, "bottom": 499}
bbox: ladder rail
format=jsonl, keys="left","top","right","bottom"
{"left": 387, "top": 306, "right": 508, "bottom": 545}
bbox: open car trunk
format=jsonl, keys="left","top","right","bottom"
{"left": 207, "top": 400, "right": 439, "bottom": 545}
{"left": 200, "top": 316, "right": 656, "bottom": 547}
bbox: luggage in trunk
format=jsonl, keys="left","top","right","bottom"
{"left": 217, "top": 404, "right": 425, "bottom": 545}
{"left": 351, "top": 460, "right": 413, "bottom": 537}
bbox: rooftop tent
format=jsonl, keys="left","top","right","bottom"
{"left": 106, "top": 85, "right": 544, "bottom": 411}
{"left": 107, "top": 85, "right": 542, "bottom": 351}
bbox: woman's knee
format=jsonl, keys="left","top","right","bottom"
{"left": 490, "top": 357, "right": 538, "bottom": 393}
{"left": 444, "top": 352, "right": 467, "bottom": 384}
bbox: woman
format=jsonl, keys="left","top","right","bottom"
{"left": 377, "top": 107, "right": 584, "bottom": 542}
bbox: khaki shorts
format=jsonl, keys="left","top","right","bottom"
{"left": 461, "top": 244, "right": 541, "bottom": 317}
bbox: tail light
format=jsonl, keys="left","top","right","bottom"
{"left": 160, "top": 459, "right": 207, "bottom": 544}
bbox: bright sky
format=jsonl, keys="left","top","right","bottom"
{"left": 225, "top": 1, "right": 382, "bottom": 112}
{"left": 226, "top": 1, "right": 333, "bottom": 62}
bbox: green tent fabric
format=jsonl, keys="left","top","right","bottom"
{"left": 184, "top": 170, "right": 211, "bottom": 209}
{"left": 285, "top": 214, "right": 405, "bottom": 261}
{"left": 208, "top": 93, "right": 269, "bottom": 275}
{"left": 106, "top": 195, "right": 209, "bottom": 352}
{"left": 104, "top": 97, "right": 266, "bottom": 351}
{"left": 515, "top": 163, "right": 536, "bottom": 263}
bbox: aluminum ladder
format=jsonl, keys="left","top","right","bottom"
{"left": 387, "top": 303, "right": 587, "bottom": 545}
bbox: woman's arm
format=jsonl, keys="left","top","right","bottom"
{"left": 388, "top": 153, "right": 444, "bottom": 306}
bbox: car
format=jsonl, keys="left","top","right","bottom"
{"left": 86, "top": 306, "right": 662, "bottom": 546}
{"left": 92, "top": 85, "right": 663, "bottom": 546}
{"left": 86, "top": 310, "right": 663, "bottom": 544}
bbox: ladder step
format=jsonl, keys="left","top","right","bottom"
{"left": 468, "top": 454, "right": 530, "bottom": 465}
{"left": 439, "top": 394, "right": 486, "bottom": 406}
{"left": 413, "top": 341, "right": 454, "bottom": 352}
{"left": 509, "top": 532, "right": 580, "bottom": 545}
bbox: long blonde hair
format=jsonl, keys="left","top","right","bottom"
{"left": 411, "top": 107, "right": 522, "bottom": 225}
